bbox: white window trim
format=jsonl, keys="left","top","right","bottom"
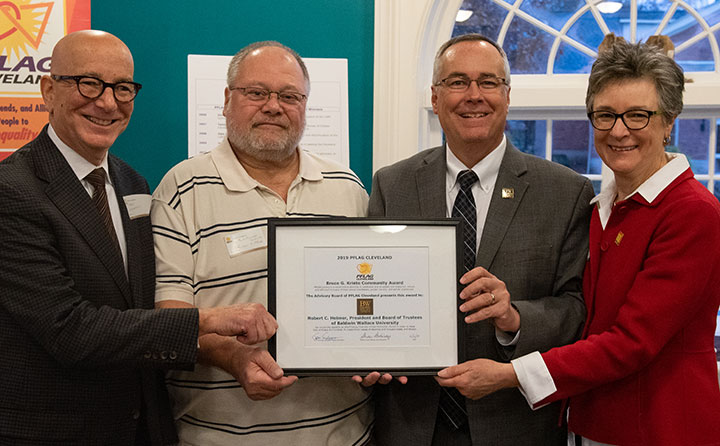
{"left": 373, "top": 0, "right": 720, "bottom": 180}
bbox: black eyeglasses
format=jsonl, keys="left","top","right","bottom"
{"left": 587, "top": 109, "right": 661, "bottom": 131}
{"left": 229, "top": 86, "right": 307, "bottom": 105}
{"left": 435, "top": 75, "right": 507, "bottom": 91}
{"left": 51, "top": 75, "right": 142, "bottom": 103}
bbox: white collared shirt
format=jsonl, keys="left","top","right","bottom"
{"left": 445, "top": 135, "right": 506, "bottom": 252}
{"left": 48, "top": 124, "right": 128, "bottom": 272}
{"left": 591, "top": 153, "right": 690, "bottom": 229}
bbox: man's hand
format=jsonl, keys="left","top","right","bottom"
{"left": 198, "top": 303, "right": 277, "bottom": 344}
{"left": 458, "top": 267, "right": 520, "bottom": 333}
{"left": 228, "top": 345, "right": 297, "bottom": 400}
{"left": 435, "top": 359, "right": 518, "bottom": 399}
{"left": 351, "top": 372, "right": 408, "bottom": 387}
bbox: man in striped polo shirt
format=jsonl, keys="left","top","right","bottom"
{"left": 151, "top": 41, "right": 372, "bottom": 445}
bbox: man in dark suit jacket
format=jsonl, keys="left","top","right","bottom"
{"left": 0, "top": 30, "right": 277, "bottom": 446}
{"left": 365, "top": 34, "right": 594, "bottom": 445}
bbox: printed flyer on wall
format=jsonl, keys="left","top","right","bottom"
{"left": 0, "top": 0, "right": 90, "bottom": 161}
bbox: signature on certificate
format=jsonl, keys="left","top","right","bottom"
{"left": 360, "top": 331, "right": 392, "bottom": 341}
{"left": 312, "top": 333, "right": 344, "bottom": 342}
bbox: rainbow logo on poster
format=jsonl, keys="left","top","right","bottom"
{"left": 0, "top": 0, "right": 56, "bottom": 92}
{"left": 0, "top": 0, "right": 89, "bottom": 157}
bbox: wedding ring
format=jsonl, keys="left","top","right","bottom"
{"left": 490, "top": 292, "right": 496, "bottom": 305}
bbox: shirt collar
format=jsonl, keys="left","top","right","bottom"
{"left": 591, "top": 153, "right": 690, "bottom": 220}
{"left": 48, "top": 123, "right": 111, "bottom": 184}
{"left": 211, "top": 138, "right": 317, "bottom": 192}
{"left": 446, "top": 134, "right": 506, "bottom": 191}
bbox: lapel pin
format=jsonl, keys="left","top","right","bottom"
{"left": 615, "top": 231, "right": 624, "bottom": 246}
{"left": 501, "top": 188, "right": 514, "bottom": 199}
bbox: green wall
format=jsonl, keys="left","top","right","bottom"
{"left": 92, "top": 1, "right": 374, "bottom": 190}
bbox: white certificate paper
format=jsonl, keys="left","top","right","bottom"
{"left": 304, "top": 247, "right": 430, "bottom": 347}
{"left": 269, "top": 219, "right": 461, "bottom": 375}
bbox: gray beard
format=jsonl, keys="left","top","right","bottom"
{"left": 227, "top": 121, "right": 303, "bottom": 163}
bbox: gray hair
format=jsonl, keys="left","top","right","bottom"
{"left": 586, "top": 39, "right": 685, "bottom": 123}
{"left": 226, "top": 41, "right": 310, "bottom": 90}
{"left": 432, "top": 34, "right": 511, "bottom": 86}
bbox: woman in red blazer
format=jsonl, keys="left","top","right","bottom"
{"left": 436, "top": 39, "right": 720, "bottom": 445}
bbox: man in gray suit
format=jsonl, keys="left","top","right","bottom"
{"left": 366, "top": 34, "right": 594, "bottom": 445}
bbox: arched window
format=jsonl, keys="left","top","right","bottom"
{"left": 373, "top": 0, "right": 720, "bottom": 197}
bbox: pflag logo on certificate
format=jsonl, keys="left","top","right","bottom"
{"left": 356, "top": 262, "right": 373, "bottom": 275}
{"left": 356, "top": 261, "right": 374, "bottom": 280}
{"left": 357, "top": 298, "right": 373, "bottom": 315}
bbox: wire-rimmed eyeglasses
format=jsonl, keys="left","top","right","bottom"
{"left": 434, "top": 75, "right": 507, "bottom": 91}
{"left": 229, "top": 86, "right": 307, "bottom": 106}
{"left": 51, "top": 75, "right": 142, "bottom": 103}
{"left": 587, "top": 109, "right": 661, "bottom": 131}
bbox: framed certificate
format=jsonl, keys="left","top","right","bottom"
{"left": 267, "top": 218, "right": 463, "bottom": 376}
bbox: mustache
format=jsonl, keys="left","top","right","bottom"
{"left": 251, "top": 120, "right": 288, "bottom": 128}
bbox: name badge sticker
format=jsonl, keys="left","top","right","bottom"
{"left": 123, "top": 194, "right": 152, "bottom": 219}
{"left": 225, "top": 227, "right": 266, "bottom": 257}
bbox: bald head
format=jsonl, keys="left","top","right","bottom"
{"left": 42, "top": 30, "right": 136, "bottom": 165}
{"left": 51, "top": 30, "right": 134, "bottom": 76}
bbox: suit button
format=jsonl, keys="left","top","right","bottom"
{"left": 132, "top": 409, "right": 140, "bottom": 420}
{"left": 600, "top": 241, "right": 609, "bottom": 251}
{"left": 143, "top": 351, "right": 152, "bottom": 359}
{"left": 169, "top": 351, "right": 178, "bottom": 360}
{"left": 160, "top": 351, "right": 168, "bottom": 360}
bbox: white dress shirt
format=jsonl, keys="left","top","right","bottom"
{"left": 445, "top": 135, "right": 506, "bottom": 251}
{"left": 444, "top": 136, "right": 519, "bottom": 345}
{"left": 48, "top": 124, "right": 128, "bottom": 272}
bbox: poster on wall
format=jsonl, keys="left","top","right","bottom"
{"left": 0, "top": 0, "right": 90, "bottom": 161}
{"left": 188, "top": 55, "right": 350, "bottom": 166}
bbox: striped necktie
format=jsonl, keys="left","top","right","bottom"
{"left": 85, "top": 168, "right": 122, "bottom": 255}
{"left": 438, "top": 169, "right": 478, "bottom": 429}
{"left": 452, "top": 169, "right": 478, "bottom": 272}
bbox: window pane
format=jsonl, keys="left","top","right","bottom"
{"left": 506, "top": 120, "right": 546, "bottom": 158}
{"left": 454, "top": 0, "right": 506, "bottom": 39}
{"left": 567, "top": 10, "right": 606, "bottom": 53}
{"left": 555, "top": 41, "right": 595, "bottom": 74}
{"left": 666, "top": 6, "right": 715, "bottom": 71}
{"left": 504, "top": 16, "right": 555, "bottom": 74}
{"left": 591, "top": 180, "right": 602, "bottom": 195}
{"left": 716, "top": 119, "right": 720, "bottom": 173}
{"left": 714, "top": 181, "right": 720, "bottom": 202}
{"left": 552, "top": 120, "right": 595, "bottom": 174}
{"left": 671, "top": 119, "right": 709, "bottom": 174}
{"left": 519, "top": 0, "right": 585, "bottom": 32}
{"left": 636, "top": 0, "right": 676, "bottom": 42}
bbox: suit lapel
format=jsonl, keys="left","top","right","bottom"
{"left": 109, "top": 158, "right": 145, "bottom": 309}
{"left": 476, "top": 143, "right": 528, "bottom": 269}
{"left": 32, "top": 130, "right": 134, "bottom": 308}
{"left": 415, "top": 147, "right": 447, "bottom": 218}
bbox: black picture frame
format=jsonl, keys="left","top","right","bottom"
{"left": 267, "top": 217, "right": 464, "bottom": 376}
